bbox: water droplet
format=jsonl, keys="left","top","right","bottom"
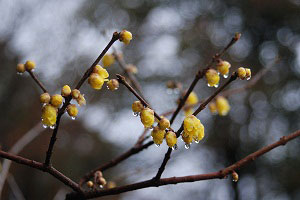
{"left": 207, "top": 83, "right": 213, "bottom": 87}
{"left": 180, "top": 138, "right": 184, "bottom": 141}
{"left": 50, "top": 125, "right": 56, "bottom": 129}
{"left": 155, "top": 144, "right": 160, "bottom": 147}
{"left": 172, "top": 144, "right": 178, "bottom": 150}
{"left": 149, "top": 126, "right": 154, "bottom": 130}
{"left": 71, "top": 116, "right": 76, "bottom": 120}
{"left": 184, "top": 144, "right": 190, "bottom": 149}
{"left": 31, "top": 69, "right": 35, "bottom": 72}
{"left": 194, "top": 140, "right": 199, "bottom": 144}
{"left": 99, "top": 185, "right": 104, "bottom": 188}
{"left": 217, "top": 72, "right": 220, "bottom": 75}
{"left": 223, "top": 73, "right": 229, "bottom": 78}
{"left": 42, "top": 124, "right": 48, "bottom": 129}
{"left": 132, "top": 112, "right": 139, "bottom": 117}
{"left": 17, "top": 72, "right": 23, "bottom": 76}
{"left": 246, "top": 76, "right": 251, "bottom": 80}
{"left": 232, "top": 179, "right": 238, "bottom": 182}
{"left": 214, "top": 83, "right": 219, "bottom": 88}
{"left": 106, "top": 85, "right": 110, "bottom": 90}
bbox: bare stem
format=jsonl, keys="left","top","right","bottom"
{"left": 27, "top": 70, "right": 48, "bottom": 93}
{"left": 66, "top": 129, "right": 300, "bottom": 199}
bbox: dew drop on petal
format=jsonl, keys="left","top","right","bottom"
{"left": 42, "top": 124, "right": 48, "bottom": 129}
{"left": 184, "top": 143, "right": 190, "bottom": 149}
{"left": 172, "top": 144, "right": 178, "bottom": 150}
{"left": 247, "top": 76, "right": 251, "bottom": 80}
{"left": 233, "top": 179, "right": 238, "bottom": 182}
{"left": 207, "top": 83, "right": 213, "bottom": 87}
{"left": 50, "top": 125, "right": 56, "bottom": 129}
{"left": 17, "top": 72, "right": 23, "bottom": 76}
{"left": 132, "top": 112, "right": 139, "bottom": 117}
{"left": 223, "top": 73, "right": 229, "bottom": 78}
{"left": 155, "top": 144, "right": 160, "bottom": 147}
{"left": 214, "top": 83, "right": 219, "bottom": 88}
{"left": 71, "top": 116, "right": 76, "bottom": 120}
{"left": 194, "top": 140, "right": 199, "bottom": 144}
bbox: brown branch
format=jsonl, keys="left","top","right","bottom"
{"left": 0, "top": 150, "right": 82, "bottom": 193}
{"left": 116, "top": 74, "right": 162, "bottom": 121}
{"left": 44, "top": 32, "right": 120, "bottom": 166}
{"left": 112, "top": 49, "right": 143, "bottom": 97}
{"left": 67, "top": 129, "right": 300, "bottom": 199}
{"left": 79, "top": 141, "right": 154, "bottom": 186}
{"left": 0, "top": 123, "right": 43, "bottom": 197}
{"left": 169, "top": 33, "right": 241, "bottom": 125}
{"left": 27, "top": 70, "right": 48, "bottom": 93}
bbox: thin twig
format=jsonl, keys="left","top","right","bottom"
{"left": 112, "top": 49, "right": 143, "bottom": 97}
{"left": 66, "top": 129, "right": 300, "bottom": 199}
{"left": 0, "top": 150, "right": 82, "bottom": 193}
{"left": 27, "top": 70, "right": 48, "bottom": 93}
{"left": 44, "top": 32, "right": 120, "bottom": 166}
{"left": 0, "top": 123, "right": 43, "bottom": 197}
{"left": 169, "top": 33, "right": 241, "bottom": 125}
{"left": 116, "top": 74, "right": 162, "bottom": 121}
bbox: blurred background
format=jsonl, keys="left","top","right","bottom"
{"left": 1, "top": 0, "right": 300, "bottom": 199}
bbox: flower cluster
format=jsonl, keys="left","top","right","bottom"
{"left": 209, "top": 96, "right": 230, "bottom": 116}
{"left": 151, "top": 117, "right": 175, "bottom": 148}
{"left": 16, "top": 60, "right": 36, "bottom": 74}
{"left": 182, "top": 115, "right": 205, "bottom": 149}
{"left": 237, "top": 67, "right": 251, "bottom": 80}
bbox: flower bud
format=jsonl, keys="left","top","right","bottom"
{"left": 132, "top": 101, "right": 144, "bottom": 113}
{"left": 102, "top": 54, "right": 115, "bottom": 67}
{"left": 51, "top": 94, "right": 63, "bottom": 108}
{"left": 76, "top": 94, "right": 86, "bottom": 106}
{"left": 245, "top": 68, "right": 251, "bottom": 80}
{"left": 67, "top": 104, "right": 78, "bottom": 117}
{"left": 158, "top": 117, "right": 170, "bottom": 130}
{"left": 215, "top": 96, "right": 230, "bottom": 116}
{"left": 232, "top": 171, "right": 239, "bottom": 182}
{"left": 151, "top": 126, "right": 165, "bottom": 145}
{"left": 217, "top": 60, "right": 231, "bottom": 78}
{"left": 88, "top": 73, "right": 104, "bottom": 90}
{"left": 87, "top": 181, "right": 94, "bottom": 188}
{"left": 186, "top": 91, "right": 198, "bottom": 105}
{"left": 61, "top": 85, "right": 71, "bottom": 97}
{"left": 119, "top": 30, "right": 132, "bottom": 45}
{"left": 71, "top": 89, "right": 80, "bottom": 99}
{"left": 107, "top": 79, "right": 119, "bottom": 91}
{"left": 16, "top": 64, "right": 25, "bottom": 73}
{"left": 93, "top": 65, "right": 109, "bottom": 79}
{"left": 25, "top": 60, "right": 36, "bottom": 71}
{"left": 40, "top": 93, "right": 51, "bottom": 104}
{"left": 140, "top": 107, "right": 154, "bottom": 128}
{"left": 237, "top": 67, "right": 246, "bottom": 80}
{"left": 165, "top": 131, "right": 177, "bottom": 148}
{"left": 208, "top": 102, "right": 217, "bottom": 114}
{"left": 42, "top": 104, "right": 57, "bottom": 126}
{"left": 206, "top": 69, "right": 220, "bottom": 87}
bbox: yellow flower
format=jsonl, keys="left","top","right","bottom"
{"left": 106, "top": 181, "right": 116, "bottom": 189}
{"left": 102, "top": 54, "right": 115, "bottom": 67}
{"left": 140, "top": 107, "right": 154, "bottom": 128}
{"left": 165, "top": 131, "right": 177, "bottom": 148}
{"left": 245, "top": 68, "right": 251, "bottom": 80}
{"left": 182, "top": 134, "right": 193, "bottom": 144}
{"left": 232, "top": 171, "right": 239, "bottom": 182}
{"left": 76, "top": 94, "right": 86, "bottom": 106}
{"left": 25, "top": 60, "right": 36, "bottom": 71}
{"left": 183, "top": 115, "right": 205, "bottom": 142}
{"left": 16, "top": 64, "right": 25, "bottom": 73}
{"left": 186, "top": 91, "right": 198, "bottom": 105}
{"left": 158, "top": 117, "right": 170, "bottom": 130}
{"left": 88, "top": 73, "right": 104, "bottom": 90}
{"left": 217, "top": 60, "right": 231, "bottom": 78}
{"left": 119, "top": 30, "right": 132, "bottom": 45}
{"left": 205, "top": 69, "right": 220, "bottom": 87}
{"left": 87, "top": 181, "right": 94, "bottom": 188}
{"left": 61, "top": 85, "right": 71, "bottom": 97}
{"left": 40, "top": 93, "right": 51, "bottom": 104}
{"left": 151, "top": 126, "right": 165, "bottom": 145}
{"left": 208, "top": 102, "right": 217, "bottom": 114}
{"left": 71, "top": 89, "right": 80, "bottom": 99}
{"left": 215, "top": 96, "right": 230, "bottom": 116}
{"left": 237, "top": 67, "right": 246, "bottom": 80}
{"left": 93, "top": 65, "right": 109, "bottom": 79}
{"left": 107, "top": 79, "right": 119, "bottom": 91}
{"left": 132, "top": 101, "right": 144, "bottom": 113}
{"left": 126, "top": 64, "right": 138, "bottom": 74}
{"left": 42, "top": 104, "right": 57, "bottom": 126}
{"left": 51, "top": 94, "right": 63, "bottom": 108}
{"left": 67, "top": 104, "right": 78, "bottom": 117}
